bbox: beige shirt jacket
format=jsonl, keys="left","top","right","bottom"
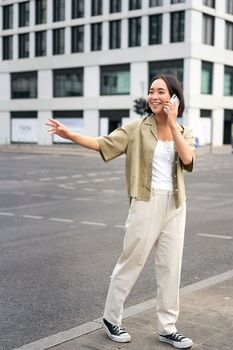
{"left": 97, "top": 115, "right": 195, "bottom": 208}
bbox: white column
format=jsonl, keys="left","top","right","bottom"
{"left": 38, "top": 111, "right": 53, "bottom": 145}
{"left": 83, "top": 110, "right": 99, "bottom": 136}
{"left": 131, "top": 62, "right": 148, "bottom": 98}
{"left": 65, "top": 27, "right": 71, "bottom": 54}
{"left": 122, "top": 0, "right": 128, "bottom": 13}
{"left": 212, "top": 108, "right": 224, "bottom": 146}
{"left": 47, "top": 30, "right": 52, "bottom": 56}
{"left": 47, "top": 0, "right": 53, "bottom": 25}
{"left": 185, "top": 9, "right": 202, "bottom": 44}
{"left": 13, "top": 34, "right": 18, "bottom": 60}
{"left": 162, "top": 12, "right": 170, "bottom": 44}
{"left": 213, "top": 63, "right": 224, "bottom": 97}
{"left": 141, "top": 16, "right": 148, "bottom": 47}
{"left": 13, "top": 2, "right": 18, "bottom": 29}
{"left": 85, "top": 0, "right": 91, "bottom": 17}
{"left": 121, "top": 19, "right": 128, "bottom": 49}
{"left": 84, "top": 24, "right": 91, "bottom": 52}
{"left": 84, "top": 66, "right": 99, "bottom": 97}
{"left": 215, "top": 17, "right": 225, "bottom": 50}
{"left": 29, "top": 32, "right": 35, "bottom": 58}
{"left": 65, "top": 0, "right": 71, "bottom": 21}
{"left": 30, "top": 0, "right": 35, "bottom": 27}
{"left": 103, "top": 0, "right": 109, "bottom": 15}
{"left": 0, "top": 112, "right": 11, "bottom": 145}
{"left": 182, "top": 107, "right": 200, "bottom": 142}
{"left": 102, "top": 21, "right": 108, "bottom": 51}
{"left": 38, "top": 69, "right": 53, "bottom": 99}
{"left": 0, "top": 73, "right": 11, "bottom": 101}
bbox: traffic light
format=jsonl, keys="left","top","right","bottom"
{"left": 133, "top": 98, "right": 146, "bottom": 116}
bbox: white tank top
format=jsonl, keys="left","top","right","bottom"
{"left": 151, "top": 140, "right": 175, "bottom": 191}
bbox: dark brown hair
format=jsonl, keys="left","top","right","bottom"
{"left": 145, "top": 74, "right": 185, "bottom": 116}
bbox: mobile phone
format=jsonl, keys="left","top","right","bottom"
{"left": 164, "top": 94, "right": 180, "bottom": 114}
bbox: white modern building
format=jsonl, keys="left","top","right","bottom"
{"left": 0, "top": 0, "right": 232, "bottom": 146}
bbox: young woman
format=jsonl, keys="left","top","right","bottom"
{"left": 46, "top": 74, "right": 195, "bottom": 349}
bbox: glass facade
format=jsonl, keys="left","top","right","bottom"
{"left": 100, "top": 64, "right": 130, "bottom": 95}
{"left": 149, "top": 14, "right": 162, "bottom": 45}
{"left": 91, "top": 0, "right": 102, "bottom": 16}
{"left": 149, "top": 60, "right": 184, "bottom": 85}
{"left": 35, "top": 0, "right": 47, "bottom": 25}
{"left": 71, "top": 26, "right": 84, "bottom": 53}
{"left": 109, "top": 20, "right": 121, "bottom": 49}
{"left": 91, "top": 23, "right": 102, "bottom": 51}
{"left": 129, "top": 17, "right": 141, "bottom": 47}
{"left": 149, "top": 0, "right": 163, "bottom": 6}
{"left": 224, "top": 66, "right": 233, "bottom": 96}
{"left": 53, "top": 0, "right": 65, "bottom": 22}
{"left": 203, "top": 14, "right": 215, "bottom": 45}
{"left": 72, "top": 0, "right": 84, "bottom": 18}
{"left": 129, "top": 0, "right": 142, "bottom": 10}
{"left": 35, "top": 31, "right": 47, "bottom": 56}
{"left": 110, "top": 0, "right": 122, "bottom": 13}
{"left": 3, "top": 36, "right": 13, "bottom": 60}
{"left": 53, "top": 28, "right": 65, "bottom": 54}
{"left": 18, "top": 33, "right": 30, "bottom": 58}
{"left": 201, "top": 61, "right": 213, "bottom": 94}
{"left": 3, "top": 5, "right": 13, "bottom": 30}
{"left": 53, "top": 68, "right": 83, "bottom": 97}
{"left": 226, "top": 0, "right": 233, "bottom": 14}
{"left": 203, "top": 0, "right": 215, "bottom": 8}
{"left": 226, "top": 21, "right": 233, "bottom": 50}
{"left": 171, "top": 11, "right": 185, "bottom": 42}
{"left": 11, "top": 72, "right": 37, "bottom": 99}
{"left": 19, "top": 1, "right": 30, "bottom": 27}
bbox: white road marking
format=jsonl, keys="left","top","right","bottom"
{"left": 83, "top": 188, "right": 95, "bottom": 191}
{"left": 196, "top": 233, "right": 232, "bottom": 240}
{"left": 87, "top": 173, "right": 97, "bottom": 176}
{"left": 52, "top": 195, "right": 68, "bottom": 199}
{"left": 115, "top": 224, "right": 125, "bottom": 229}
{"left": 31, "top": 194, "right": 45, "bottom": 197}
{"left": 50, "top": 218, "right": 74, "bottom": 223}
{"left": 71, "top": 174, "right": 83, "bottom": 178}
{"left": 76, "top": 180, "right": 89, "bottom": 184}
{"left": 21, "top": 215, "right": 43, "bottom": 219}
{"left": 39, "top": 177, "right": 52, "bottom": 181}
{"left": 55, "top": 176, "right": 68, "bottom": 180}
{"left": 0, "top": 212, "right": 15, "bottom": 216}
{"left": 102, "top": 189, "right": 116, "bottom": 193}
{"left": 80, "top": 221, "right": 106, "bottom": 226}
{"left": 74, "top": 198, "right": 92, "bottom": 201}
{"left": 92, "top": 178, "right": 105, "bottom": 182}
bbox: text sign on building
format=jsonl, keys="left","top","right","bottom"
{"left": 11, "top": 118, "right": 38, "bottom": 143}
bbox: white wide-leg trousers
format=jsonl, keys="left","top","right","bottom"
{"left": 103, "top": 189, "right": 186, "bottom": 335}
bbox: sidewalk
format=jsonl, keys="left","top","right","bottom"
{"left": 15, "top": 270, "right": 233, "bottom": 350}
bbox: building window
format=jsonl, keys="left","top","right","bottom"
{"left": 224, "top": 66, "right": 233, "bottom": 96}
{"left": 200, "top": 109, "right": 212, "bottom": 118}
{"left": 201, "top": 61, "right": 213, "bottom": 94}
{"left": 226, "top": 0, "right": 233, "bottom": 14}
{"left": 91, "top": 23, "right": 102, "bottom": 51}
{"left": 35, "top": 0, "right": 47, "bottom": 24}
{"left": 11, "top": 72, "right": 37, "bottom": 99}
{"left": 100, "top": 110, "right": 129, "bottom": 134}
{"left": 149, "top": 0, "right": 163, "bottom": 6}
{"left": 35, "top": 31, "right": 46, "bottom": 56}
{"left": 129, "top": 0, "right": 141, "bottom": 10}
{"left": 3, "top": 5, "right": 13, "bottom": 30}
{"left": 226, "top": 21, "right": 233, "bottom": 50}
{"left": 171, "top": 0, "right": 185, "bottom": 3}
{"left": 203, "top": 0, "right": 215, "bottom": 8}
{"left": 149, "top": 60, "right": 184, "bottom": 85}
{"left": 91, "top": 0, "right": 102, "bottom": 16}
{"left": 18, "top": 33, "right": 30, "bottom": 58}
{"left": 100, "top": 64, "right": 130, "bottom": 95}
{"left": 11, "top": 112, "right": 38, "bottom": 144}
{"left": 170, "top": 11, "right": 185, "bottom": 42}
{"left": 129, "top": 17, "right": 141, "bottom": 47}
{"left": 110, "top": 0, "right": 121, "bottom": 13}
{"left": 224, "top": 110, "right": 233, "bottom": 144}
{"left": 109, "top": 20, "right": 121, "bottom": 49}
{"left": 203, "top": 14, "right": 214, "bottom": 45}
{"left": 149, "top": 14, "right": 162, "bottom": 45}
{"left": 53, "top": 28, "right": 65, "bottom": 54}
{"left": 53, "top": 0, "right": 65, "bottom": 22}
{"left": 3, "top": 36, "right": 13, "bottom": 60}
{"left": 72, "top": 0, "right": 84, "bottom": 18}
{"left": 19, "top": 1, "right": 30, "bottom": 27}
{"left": 53, "top": 68, "right": 83, "bottom": 97}
{"left": 71, "top": 25, "right": 84, "bottom": 53}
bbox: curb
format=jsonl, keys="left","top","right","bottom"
{"left": 12, "top": 269, "right": 233, "bottom": 350}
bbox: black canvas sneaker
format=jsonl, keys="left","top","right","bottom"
{"left": 102, "top": 318, "right": 131, "bottom": 343}
{"left": 159, "top": 332, "right": 193, "bottom": 349}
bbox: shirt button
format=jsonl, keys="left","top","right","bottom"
{"left": 175, "top": 189, "right": 178, "bottom": 192}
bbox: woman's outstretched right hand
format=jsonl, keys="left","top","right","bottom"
{"left": 45, "top": 118, "right": 73, "bottom": 140}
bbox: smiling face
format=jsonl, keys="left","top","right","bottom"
{"left": 147, "top": 78, "right": 171, "bottom": 116}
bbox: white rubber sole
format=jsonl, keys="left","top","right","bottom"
{"left": 102, "top": 321, "right": 131, "bottom": 343}
{"left": 159, "top": 335, "right": 193, "bottom": 349}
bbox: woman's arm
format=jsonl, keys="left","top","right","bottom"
{"left": 46, "top": 118, "right": 100, "bottom": 151}
{"left": 170, "top": 124, "right": 194, "bottom": 165}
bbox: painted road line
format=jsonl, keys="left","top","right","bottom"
{"left": 0, "top": 212, "right": 15, "bottom": 216}
{"left": 76, "top": 180, "right": 89, "bottom": 184}
{"left": 50, "top": 218, "right": 74, "bottom": 223}
{"left": 11, "top": 269, "right": 233, "bottom": 350}
{"left": 115, "top": 224, "right": 125, "bottom": 229}
{"left": 80, "top": 221, "right": 106, "bottom": 227}
{"left": 92, "top": 178, "right": 105, "bottom": 182}
{"left": 83, "top": 188, "right": 95, "bottom": 191}
{"left": 55, "top": 176, "right": 68, "bottom": 180}
{"left": 196, "top": 233, "right": 232, "bottom": 240}
{"left": 39, "top": 178, "right": 52, "bottom": 181}
{"left": 52, "top": 195, "right": 68, "bottom": 199}
{"left": 21, "top": 215, "right": 44, "bottom": 220}
{"left": 74, "top": 197, "right": 92, "bottom": 201}
{"left": 71, "top": 174, "right": 83, "bottom": 178}
{"left": 87, "top": 173, "right": 97, "bottom": 176}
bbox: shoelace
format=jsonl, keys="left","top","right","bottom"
{"left": 112, "top": 325, "right": 127, "bottom": 335}
{"left": 170, "top": 332, "right": 186, "bottom": 341}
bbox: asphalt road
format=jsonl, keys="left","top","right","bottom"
{"left": 0, "top": 149, "right": 232, "bottom": 349}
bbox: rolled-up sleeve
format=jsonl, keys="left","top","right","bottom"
{"left": 182, "top": 127, "right": 196, "bottom": 172}
{"left": 97, "top": 127, "right": 129, "bottom": 162}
